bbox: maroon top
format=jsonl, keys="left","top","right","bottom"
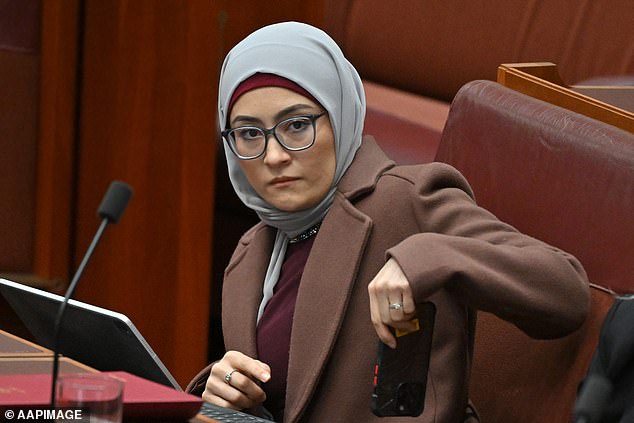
{"left": 256, "top": 237, "right": 315, "bottom": 422}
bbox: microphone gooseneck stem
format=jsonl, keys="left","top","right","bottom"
{"left": 50, "top": 218, "right": 109, "bottom": 407}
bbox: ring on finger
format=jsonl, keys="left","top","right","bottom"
{"left": 389, "top": 302, "right": 403, "bottom": 311}
{"left": 224, "top": 369, "right": 239, "bottom": 385}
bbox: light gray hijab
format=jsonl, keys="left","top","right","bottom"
{"left": 218, "top": 22, "right": 366, "bottom": 322}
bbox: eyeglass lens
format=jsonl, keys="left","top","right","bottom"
{"left": 228, "top": 116, "right": 315, "bottom": 158}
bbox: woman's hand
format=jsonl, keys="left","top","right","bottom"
{"left": 202, "top": 350, "right": 271, "bottom": 410}
{"left": 368, "top": 258, "right": 418, "bottom": 348}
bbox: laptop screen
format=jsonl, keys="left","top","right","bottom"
{"left": 0, "top": 278, "right": 180, "bottom": 390}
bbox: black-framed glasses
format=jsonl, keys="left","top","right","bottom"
{"left": 222, "top": 112, "right": 326, "bottom": 160}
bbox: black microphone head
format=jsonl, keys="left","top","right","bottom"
{"left": 97, "top": 180, "right": 133, "bottom": 223}
{"left": 574, "top": 374, "right": 613, "bottom": 423}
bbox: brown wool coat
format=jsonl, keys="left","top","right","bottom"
{"left": 188, "top": 136, "right": 590, "bottom": 423}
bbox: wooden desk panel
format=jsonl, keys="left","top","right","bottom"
{"left": 0, "top": 329, "right": 51, "bottom": 357}
{"left": 497, "top": 62, "right": 634, "bottom": 133}
{"left": 0, "top": 356, "right": 95, "bottom": 375}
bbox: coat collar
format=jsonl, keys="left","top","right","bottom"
{"left": 337, "top": 136, "right": 396, "bottom": 201}
{"left": 222, "top": 136, "right": 395, "bottom": 422}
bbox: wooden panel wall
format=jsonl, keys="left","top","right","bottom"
{"left": 34, "top": 0, "right": 80, "bottom": 291}
{"left": 0, "top": 0, "right": 45, "bottom": 340}
{"left": 0, "top": 50, "right": 39, "bottom": 274}
{"left": 0, "top": 0, "right": 41, "bottom": 276}
{"left": 72, "top": 0, "right": 218, "bottom": 386}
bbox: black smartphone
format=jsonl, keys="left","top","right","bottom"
{"left": 371, "top": 301, "right": 436, "bottom": 417}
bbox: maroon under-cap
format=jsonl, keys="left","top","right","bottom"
{"left": 228, "top": 73, "right": 320, "bottom": 114}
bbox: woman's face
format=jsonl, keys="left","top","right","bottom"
{"left": 229, "top": 87, "right": 336, "bottom": 212}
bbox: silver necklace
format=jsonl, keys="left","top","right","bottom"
{"left": 289, "top": 222, "right": 321, "bottom": 244}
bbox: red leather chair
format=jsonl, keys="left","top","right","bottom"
{"left": 436, "top": 80, "right": 634, "bottom": 295}
{"left": 435, "top": 80, "right": 634, "bottom": 422}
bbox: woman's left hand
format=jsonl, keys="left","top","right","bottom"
{"left": 368, "top": 258, "right": 418, "bottom": 348}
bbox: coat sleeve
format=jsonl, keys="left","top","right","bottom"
{"left": 186, "top": 362, "right": 214, "bottom": 395}
{"left": 386, "top": 163, "right": 590, "bottom": 339}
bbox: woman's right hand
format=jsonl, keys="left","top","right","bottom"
{"left": 202, "top": 350, "right": 271, "bottom": 410}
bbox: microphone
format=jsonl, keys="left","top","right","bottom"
{"left": 50, "top": 180, "right": 133, "bottom": 407}
{"left": 573, "top": 374, "right": 613, "bottom": 423}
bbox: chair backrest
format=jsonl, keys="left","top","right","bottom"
{"left": 435, "top": 80, "right": 634, "bottom": 422}
{"left": 436, "top": 80, "right": 634, "bottom": 295}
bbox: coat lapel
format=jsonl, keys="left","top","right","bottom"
{"left": 222, "top": 225, "right": 275, "bottom": 358}
{"left": 284, "top": 194, "right": 373, "bottom": 423}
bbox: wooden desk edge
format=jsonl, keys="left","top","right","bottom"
{"left": 497, "top": 63, "right": 634, "bottom": 133}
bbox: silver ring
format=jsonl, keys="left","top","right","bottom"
{"left": 389, "top": 302, "right": 403, "bottom": 311}
{"left": 224, "top": 369, "right": 239, "bottom": 385}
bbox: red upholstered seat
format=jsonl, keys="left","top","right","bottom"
{"left": 435, "top": 80, "right": 634, "bottom": 422}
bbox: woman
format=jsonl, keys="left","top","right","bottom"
{"left": 187, "top": 22, "right": 590, "bottom": 422}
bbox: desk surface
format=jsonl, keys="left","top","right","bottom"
{"left": 573, "top": 86, "right": 634, "bottom": 114}
{"left": 0, "top": 330, "right": 220, "bottom": 423}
